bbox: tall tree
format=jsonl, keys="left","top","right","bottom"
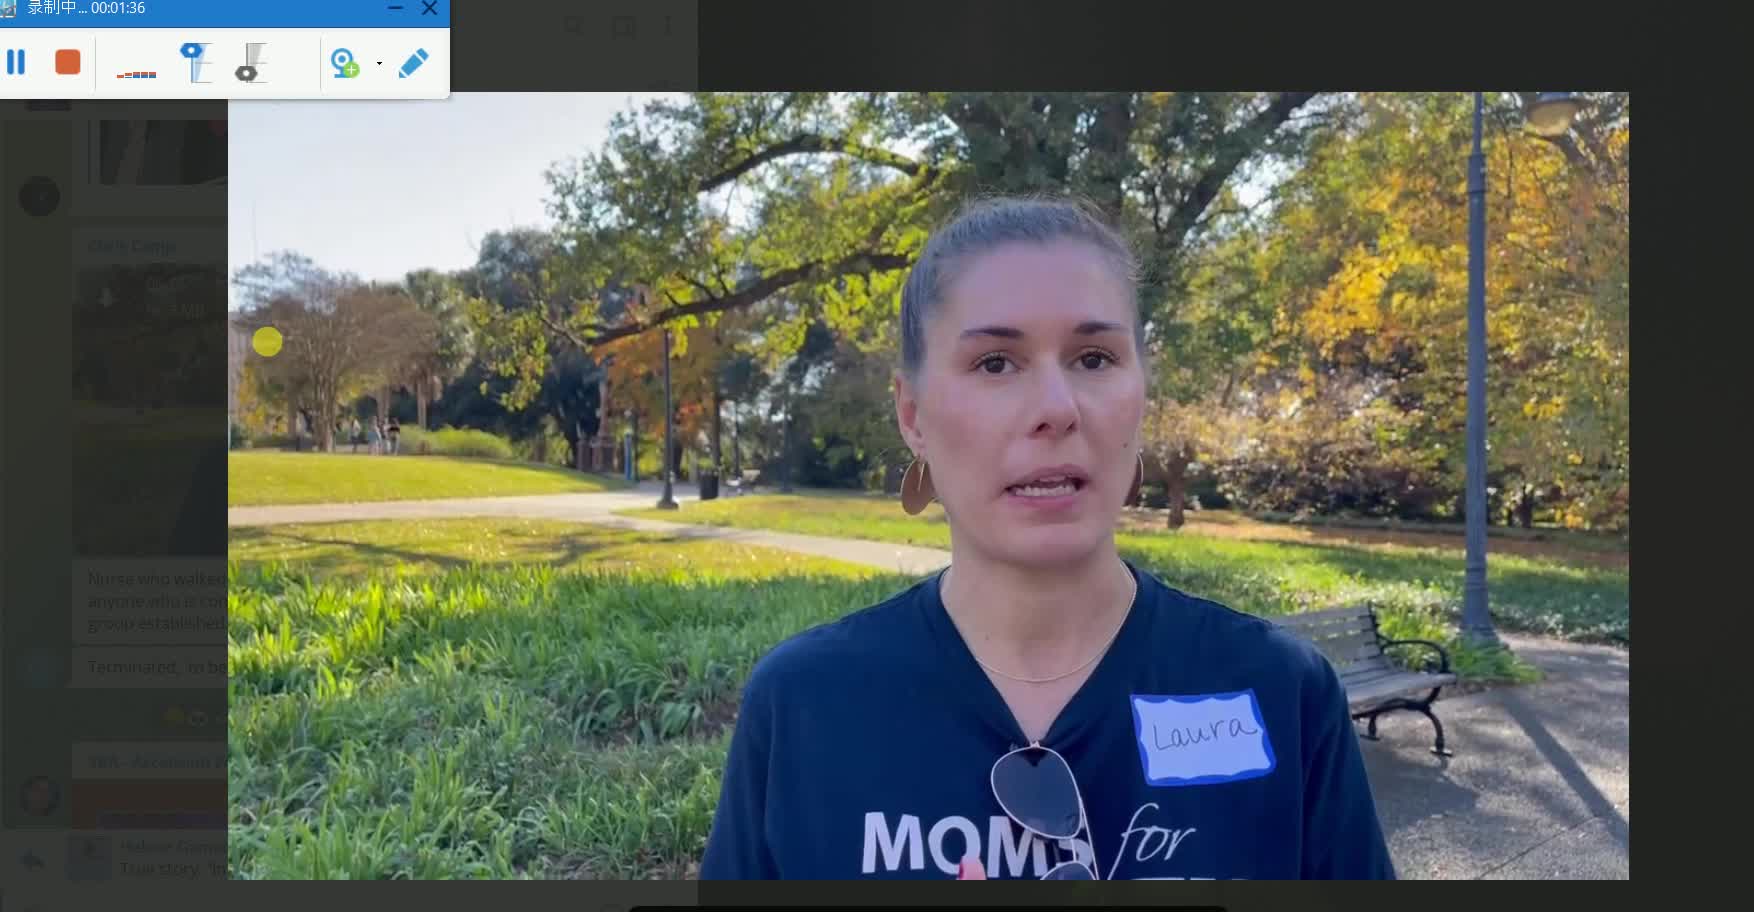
{"left": 233, "top": 254, "right": 438, "bottom": 452}
{"left": 401, "top": 268, "right": 476, "bottom": 430}
{"left": 472, "top": 92, "right": 1324, "bottom": 406}
{"left": 1236, "top": 92, "right": 1629, "bottom": 529}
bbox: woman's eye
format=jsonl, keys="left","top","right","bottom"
{"left": 975, "top": 351, "right": 1116, "bottom": 373}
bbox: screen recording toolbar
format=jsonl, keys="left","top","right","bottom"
{"left": 0, "top": 0, "right": 450, "bottom": 98}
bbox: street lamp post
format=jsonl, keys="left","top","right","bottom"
{"left": 1461, "top": 91, "right": 1494, "bottom": 646}
{"left": 780, "top": 391, "right": 794, "bottom": 494}
{"left": 625, "top": 408, "right": 637, "bottom": 483}
{"left": 1460, "top": 91, "right": 1584, "bottom": 646}
{"left": 656, "top": 327, "right": 678, "bottom": 510}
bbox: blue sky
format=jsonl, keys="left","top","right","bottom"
{"left": 226, "top": 92, "right": 675, "bottom": 302}
{"left": 226, "top": 92, "right": 1277, "bottom": 307}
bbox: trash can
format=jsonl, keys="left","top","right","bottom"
{"left": 699, "top": 469, "right": 720, "bottom": 501}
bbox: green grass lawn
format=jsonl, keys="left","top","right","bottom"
{"left": 228, "top": 451, "right": 627, "bottom": 506}
{"left": 623, "top": 492, "right": 1630, "bottom": 650}
{"left": 229, "top": 496, "right": 1625, "bottom": 878}
{"left": 228, "top": 517, "right": 879, "bottom": 581}
{"left": 229, "top": 518, "right": 897, "bottom": 879}
{"left": 628, "top": 490, "right": 958, "bottom": 548}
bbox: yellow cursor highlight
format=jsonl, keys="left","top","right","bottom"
{"left": 252, "top": 326, "right": 283, "bottom": 357}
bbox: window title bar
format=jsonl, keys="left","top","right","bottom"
{"left": 0, "top": 0, "right": 450, "bottom": 28}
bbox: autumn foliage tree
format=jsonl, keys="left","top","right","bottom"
{"left": 1208, "top": 92, "right": 1628, "bottom": 530}
{"left": 233, "top": 252, "right": 439, "bottom": 451}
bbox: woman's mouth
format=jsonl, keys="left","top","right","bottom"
{"left": 1006, "top": 476, "right": 1084, "bottom": 498}
{"left": 1003, "top": 466, "right": 1091, "bottom": 509}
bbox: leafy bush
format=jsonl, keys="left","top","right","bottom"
{"left": 510, "top": 419, "right": 574, "bottom": 467}
{"left": 398, "top": 426, "right": 514, "bottom": 461}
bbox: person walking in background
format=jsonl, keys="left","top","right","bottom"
{"left": 349, "top": 416, "right": 362, "bottom": 453}
{"left": 367, "top": 419, "right": 382, "bottom": 455}
{"left": 387, "top": 417, "right": 401, "bottom": 455}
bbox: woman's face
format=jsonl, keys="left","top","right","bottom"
{"left": 896, "top": 239, "right": 1147, "bottom": 568}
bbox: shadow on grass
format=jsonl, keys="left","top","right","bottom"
{"left": 227, "top": 525, "right": 637, "bottom": 578}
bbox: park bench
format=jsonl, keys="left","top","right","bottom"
{"left": 1274, "top": 604, "right": 1458, "bottom": 756}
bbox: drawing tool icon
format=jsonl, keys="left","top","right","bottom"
{"left": 398, "top": 48, "right": 428, "bottom": 78}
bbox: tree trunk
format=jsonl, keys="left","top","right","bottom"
{"left": 710, "top": 379, "right": 724, "bottom": 475}
{"left": 378, "top": 386, "right": 390, "bottom": 424}
{"left": 416, "top": 383, "right": 429, "bottom": 431}
{"left": 595, "top": 376, "right": 611, "bottom": 473}
{"left": 1164, "top": 444, "right": 1193, "bottom": 530}
{"left": 1088, "top": 94, "right": 1135, "bottom": 218}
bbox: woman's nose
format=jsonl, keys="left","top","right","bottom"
{"left": 1029, "top": 366, "right": 1079, "bottom": 434}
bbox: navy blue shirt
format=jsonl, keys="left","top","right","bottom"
{"left": 701, "top": 561, "right": 1395, "bottom": 880}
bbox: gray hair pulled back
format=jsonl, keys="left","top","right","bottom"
{"left": 898, "top": 195, "right": 1143, "bottom": 380}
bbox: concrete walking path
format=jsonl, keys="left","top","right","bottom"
{"left": 228, "top": 484, "right": 955, "bottom": 576}
{"left": 228, "top": 486, "right": 1628, "bottom": 879}
{"left": 1365, "top": 633, "right": 1628, "bottom": 879}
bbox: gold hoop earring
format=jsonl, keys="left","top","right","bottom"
{"left": 901, "top": 458, "right": 937, "bottom": 515}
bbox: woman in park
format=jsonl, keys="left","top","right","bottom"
{"left": 367, "top": 419, "right": 382, "bottom": 455}
{"left": 700, "top": 196, "right": 1393, "bottom": 881}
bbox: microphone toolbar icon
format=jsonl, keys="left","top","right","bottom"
{"left": 179, "top": 42, "right": 213, "bottom": 84}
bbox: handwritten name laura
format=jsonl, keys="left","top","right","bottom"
{"left": 1151, "top": 716, "right": 1260, "bottom": 750}
{"left": 1132, "top": 693, "right": 1276, "bottom": 784}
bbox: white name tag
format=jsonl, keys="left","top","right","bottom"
{"left": 1130, "top": 691, "right": 1277, "bottom": 786}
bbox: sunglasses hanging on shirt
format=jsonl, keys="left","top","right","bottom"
{"left": 989, "top": 742, "right": 1100, "bottom": 880}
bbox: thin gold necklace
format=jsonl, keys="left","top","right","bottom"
{"left": 943, "top": 562, "right": 1139, "bottom": 685}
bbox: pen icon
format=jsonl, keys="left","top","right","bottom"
{"left": 398, "top": 48, "right": 428, "bottom": 78}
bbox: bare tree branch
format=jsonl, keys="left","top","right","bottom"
{"left": 577, "top": 250, "right": 917, "bottom": 348}
{"left": 698, "top": 133, "right": 935, "bottom": 193}
{"left": 680, "top": 273, "right": 719, "bottom": 299}
{"left": 1154, "top": 92, "right": 1318, "bottom": 258}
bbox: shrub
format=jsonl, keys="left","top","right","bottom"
{"left": 510, "top": 420, "right": 574, "bottom": 467}
{"left": 398, "top": 427, "right": 514, "bottom": 461}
